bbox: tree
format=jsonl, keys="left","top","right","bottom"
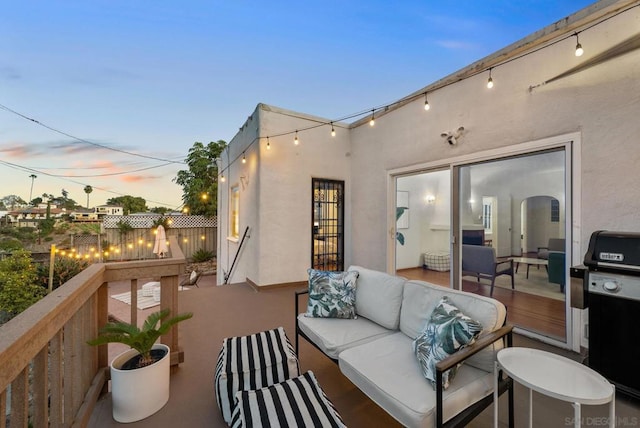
{"left": 106, "top": 196, "right": 148, "bottom": 214}
{"left": 0, "top": 250, "right": 46, "bottom": 320}
{"left": 35, "top": 256, "right": 89, "bottom": 291}
{"left": 174, "top": 140, "right": 226, "bottom": 217}
{"left": 1, "top": 195, "right": 27, "bottom": 210}
{"left": 150, "top": 206, "right": 171, "bottom": 214}
{"left": 84, "top": 185, "right": 93, "bottom": 208}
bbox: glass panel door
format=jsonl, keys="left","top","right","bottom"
{"left": 457, "top": 149, "right": 568, "bottom": 341}
{"left": 312, "top": 179, "right": 344, "bottom": 271}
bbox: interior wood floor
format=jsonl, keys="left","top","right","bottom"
{"left": 397, "top": 266, "right": 566, "bottom": 341}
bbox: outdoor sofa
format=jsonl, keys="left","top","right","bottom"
{"left": 295, "top": 265, "right": 514, "bottom": 428}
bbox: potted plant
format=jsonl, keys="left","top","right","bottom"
{"left": 88, "top": 308, "right": 193, "bottom": 423}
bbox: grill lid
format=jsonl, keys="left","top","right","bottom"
{"left": 584, "top": 230, "right": 640, "bottom": 274}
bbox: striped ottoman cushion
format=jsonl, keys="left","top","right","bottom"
{"left": 230, "top": 371, "right": 345, "bottom": 428}
{"left": 215, "top": 327, "right": 300, "bottom": 425}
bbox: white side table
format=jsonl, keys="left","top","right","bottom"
{"left": 494, "top": 347, "right": 615, "bottom": 428}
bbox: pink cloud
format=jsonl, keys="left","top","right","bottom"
{"left": 120, "top": 174, "right": 158, "bottom": 183}
{"left": 0, "top": 144, "right": 32, "bottom": 158}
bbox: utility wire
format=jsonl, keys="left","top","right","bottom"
{"left": 0, "top": 102, "right": 186, "bottom": 165}
{"left": 0, "top": 158, "right": 179, "bottom": 208}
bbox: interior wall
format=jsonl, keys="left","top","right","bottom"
{"left": 396, "top": 171, "right": 451, "bottom": 269}
{"left": 524, "top": 196, "right": 563, "bottom": 253}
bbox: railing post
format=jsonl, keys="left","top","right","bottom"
{"left": 160, "top": 274, "right": 181, "bottom": 369}
{"left": 129, "top": 278, "right": 138, "bottom": 327}
{"left": 97, "top": 282, "right": 109, "bottom": 393}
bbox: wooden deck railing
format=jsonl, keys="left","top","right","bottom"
{"left": 0, "top": 236, "right": 186, "bottom": 427}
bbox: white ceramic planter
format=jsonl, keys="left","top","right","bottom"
{"left": 110, "top": 343, "right": 170, "bottom": 423}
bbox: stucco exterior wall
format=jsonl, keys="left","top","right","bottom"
{"left": 217, "top": 106, "right": 261, "bottom": 285}
{"left": 219, "top": 2, "right": 640, "bottom": 289}
{"left": 349, "top": 6, "right": 640, "bottom": 269}
{"left": 218, "top": 105, "right": 352, "bottom": 286}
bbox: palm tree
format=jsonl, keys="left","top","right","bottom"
{"left": 84, "top": 185, "right": 93, "bottom": 208}
{"left": 29, "top": 174, "right": 37, "bottom": 204}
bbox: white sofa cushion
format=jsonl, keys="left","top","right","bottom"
{"left": 297, "top": 313, "right": 393, "bottom": 360}
{"left": 348, "top": 265, "right": 406, "bottom": 330}
{"left": 400, "top": 280, "right": 507, "bottom": 372}
{"left": 338, "top": 332, "right": 495, "bottom": 428}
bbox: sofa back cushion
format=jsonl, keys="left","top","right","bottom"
{"left": 400, "top": 280, "right": 506, "bottom": 340}
{"left": 348, "top": 265, "right": 406, "bottom": 330}
{"left": 400, "top": 280, "right": 507, "bottom": 372}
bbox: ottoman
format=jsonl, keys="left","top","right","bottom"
{"left": 230, "top": 371, "right": 345, "bottom": 428}
{"left": 423, "top": 251, "right": 451, "bottom": 272}
{"left": 215, "top": 327, "right": 300, "bottom": 425}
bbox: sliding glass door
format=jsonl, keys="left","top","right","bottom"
{"left": 395, "top": 170, "right": 451, "bottom": 272}
{"left": 455, "top": 149, "right": 568, "bottom": 341}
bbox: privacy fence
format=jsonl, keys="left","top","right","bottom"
{"left": 68, "top": 215, "right": 217, "bottom": 262}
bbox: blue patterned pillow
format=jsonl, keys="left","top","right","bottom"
{"left": 305, "top": 269, "right": 359, "bottom": 319}
{"left": 413, "top": 296, "right": 483, "bottom": 389}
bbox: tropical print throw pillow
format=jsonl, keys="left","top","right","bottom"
{"left": 413, "top": 296, "right": 483, "bottom": 389}
{"left": 305, "top": 269, "right": 359, "bottom": 319}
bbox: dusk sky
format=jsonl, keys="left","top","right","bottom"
{"left": 1, "top": 1, "right": 595, "bottom": 210}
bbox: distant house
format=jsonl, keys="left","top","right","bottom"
{"left": 69, "top": 208, "right": 100, "bottom": 222}
{"left": 95, "top": 205, "right": 124, "bottom": 217}
{"left": 7, "top": 206, "right": 66, "bottom": 228}
{"left": 69, "top": 205, "right": 124, "bottom": 222}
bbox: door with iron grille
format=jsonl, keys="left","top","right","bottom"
{"left": 312, "top": 179, "right": 344, "bottom": 271}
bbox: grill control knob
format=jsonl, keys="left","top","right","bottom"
{"left": 603, "top": 281, "right": 619, "bottom": 292}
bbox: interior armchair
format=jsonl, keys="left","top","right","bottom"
{"left": 462, "top": 244, "right": 515, "bottom": 296}
{"left": 547, "top": 251, "right": 566, "bottom": 292}
{"left": 537, "top": 238, "right": 565, "bottom": 260}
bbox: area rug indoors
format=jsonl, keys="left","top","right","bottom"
{"left": 111, "top": 287, "right": 189, "bottom": 310}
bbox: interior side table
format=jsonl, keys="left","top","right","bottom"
{"left": 494, "top": 347, "right": 615, "bottom": 428}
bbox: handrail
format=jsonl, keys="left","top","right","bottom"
{"left": 0, "top": 235, "right": 186, "bottom": 427}
{"left": 224, "top": 226, "right": 250, "bottom": 284}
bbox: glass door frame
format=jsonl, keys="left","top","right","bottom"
{"left": 388, "top": 132, "right": 582, "bottom": 351}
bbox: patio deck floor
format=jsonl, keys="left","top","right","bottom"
{"left": 89, "top": 273, "right": 640, "bottom": 427}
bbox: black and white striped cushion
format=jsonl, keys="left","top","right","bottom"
{"left": 230, "top": 371, "right": 346, "bottom": 428}
{"left": 215, "top": 327, "right": 300, "bottom": 425}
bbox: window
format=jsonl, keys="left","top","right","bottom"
{"left": 550, "top": 199, "right": 560, "bottom": 222}
{"left": 230, "top": 185, "right": 240, "bottom": 239}
{"left": 482, "top": 200, "right": 492, "bottom": 232}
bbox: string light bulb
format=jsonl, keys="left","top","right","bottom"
{"left": 266, "top": 136, "right": 271, "bottom": 150}
{"left": 294, "top": 130, "right": 299, "bottom": 145}
{"left": 574, "top": 33, "right": 584, "bottom": 57}
{"left": 331, "top": 122, "right": 336, "bottom": 137}
{"left": 220, "top": 173, "right": 225, "bottom": 183}
{"left": 424, "top": 92, "right": 430, "bottom": 111}
{"left": 369, "top": 109, "right": 375, "bottom": 126}
{"left": 487, "top": 68, "right": 494, "bottom": 89}
{"left": 242, "top": 152, "right": 246, "bottom": 163}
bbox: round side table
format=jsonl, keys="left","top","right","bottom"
{"left": 494, "top": 347, "right": 615, "bottom": 428}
